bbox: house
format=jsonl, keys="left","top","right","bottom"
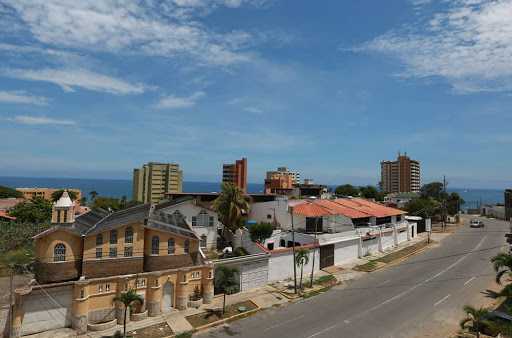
{"left": 384, "top": 192, "right": 420, "bottom": 207}
{"left": 11, "top": 191, "right": 213, "bottom": 337}
{"left": 165, "top": 192, "right": 277, "bottom": 208}
{"left": 0, "top": 198, "right": 25, "bottom": 212}
{"left": 153, "top": 195, "right": 219, "bottom": 249}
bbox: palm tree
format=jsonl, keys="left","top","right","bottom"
{"left": 491, "top": 252, "right": 512, "bottom": 284}
{"left": 80, "top": 197, "right": 88, "bottom": 206}
{"left": 214, "top": 265, "right": 238, "bottom": 313}
{"left": 295, "top": 249, "right": 310, "bottom": 288}
{"left": 460, "top": 304, "right": 490, "bottom": 338}
{"left": 111, "top": 288, "right": 144, "bottom": 338}
{"left": 89, "top": 190, "right": 98, "bottom": 204}
{"left": 212, "top": 183, "right": 250, "bottom": 235}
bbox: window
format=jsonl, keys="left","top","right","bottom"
{"left": 63, "top": 210, "right": 67, "bottom": 223}
{"left": 191, "top": 216, "right": 197, "bottom": 226}
{"left": 191, "top": 273, "right": 194, "bottom": 279}
{"left": 168, "top": 238, "right": 175, "bottom": 254}
{"left": 209, "top": 216, "right": 214, "bottom": 226}
{"left": 99, "top": 285, "right": 103, "bottom": 293}
{"left": 96, "top": 234, "right": 103, "bottom": 245}
{"left": 183, "top": 275, "right": 187, "bottom": 283}
{"left": 106, "top": 284, "right": 110, "bottom": 292}
{"left": 53, "top": 244, "right": 66, "bottom": 262}
{"left": 194, "top": 210, "right": 210, "bottom": 227}
{"left": 151, "top": 236, "right": 159, "bottom": 255}
{"left": 396, "top": 215, "right": 402, "bottom": 222}
{"left": 124, "top": 247, "right": 133, "bottom": 257}
{"left": 155, "top": 279, "right": 159, "bottom": 287}
{"left": 110, "top": 230, "right": 118, "bottom": 244}
{"left": 200, "top": 235, "right": 207, "bottom": 248}
{"left": 136, "top": 280, "right": 139, "bottom": 288}
{"left": 124, "top": 283, "right": 128, "bottom": 292}
{"left": 267, "top": 214, "right": 272, "bottom": 220}
{"left": 184, "top": 240, "right": 189, "bottom": 253}
{"left": 141, "top": 279, "right": 146, "bottom": 287}
{"left": 208, "top": 271, "right": 212, "bottom": 279}
{"left": 109, "top": 247, "right": 117, "bottom": 258}
{"left": 80, "top": 289, "right": 85, "bottom": 298}
{"left": 125, "top": 227, "right": 133, "bottom": 244}
{"left": 96, "top": 248, "right": 102, "bottom": 259}
{"left": 196, "top": 272, "right": 200, "bottom": 279}
{"left": 57, "top": 210, "right": 61, "bottom": 223}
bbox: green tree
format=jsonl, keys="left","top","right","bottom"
{"left": 51, "top": 189, "right": 78, "bottom": 202}
{"left": 447, "top": 192, "right": 465, "bottom": 216}
{"left": 295, "top": 248, "right": 310, "bottom": 288}
{"left": 214, "top": 265, "right": 239, "bottom": 313}
{"left": 8, "top": 196, "right": 52, "bottom": 223}
{"left": 89, "top": 190, "right": 99, "bottom": 204}
{"left": 111, "top": 288, "right": 144, "bottom": 338}
{"left": 491, "top": 252, "right": 512, "bottom": 284}
{"left": 0, "top": 186, "right": 23, "bottom": 199}
{"left": 359, "top": 185, "right": 384, "bottom": 201}
{"left": 402, "top": 197, "right": 441, "bottom": 217}
{"left": 419, "top": 182, "right": 445, "bottom": 202}
{"left": 80, "top": 197, "right": 88, "bottom": 206}
{"left": 0, "top": 221, "right": 48, "bottom": 253}
{"left": 334, "top": 184, "right": 360, "bottom": 197}
{"left": 460, "top": 304, "right": 490, "bottom": 338}
{"left": 249, "top": 222, "right": 274, "bottom": 244}
{"left": 212, "top": 183, "right": 250, "bottom": 234}
{"left": 93, "top": 197, "right": 120, "bottom": 212}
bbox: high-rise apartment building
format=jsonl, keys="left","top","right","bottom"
{"left": 505, "top": 189, "right": 512, "bottom": 221}
{"left": 222, "top": 158, "right": 247, "bottom": 193}
{"left": 266, "top": 167, "right": 300, "bottom": 184}
{"left": 381, "top": 153, "right": 420, "bottom": 193}
{"left": 133, "top": 162, "right": 183, "bottom": 204}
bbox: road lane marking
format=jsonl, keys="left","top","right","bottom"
{"left": 263, "top": 315, "right": 304, "bottom": 331}
{"left": 434, "top": 294, "right": 451, "bottom": 306}
{"left": 377, "top": 279, "right": 391, "bottom": 286}
{"left": 344, "top": 320, "right": 350, "bottom": 323}
{"left": 306, "top": 235, "right": 487, "bottom": 338}
{"left": 408, "top": 266, "right": 420, "bottom": 272}
{"left": 464, "top": 276, "right": 475, "bottom": 285}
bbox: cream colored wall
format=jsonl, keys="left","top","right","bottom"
{"left": 35, "top": 230, "right": 83, "bottom": 263}
{"left": 83, "top": 221, "right": 145, "bottom": 261}
{"left": 144, "top": 228, "right": 199, "bottom": 256}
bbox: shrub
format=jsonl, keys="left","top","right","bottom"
{"left": 234, "top": 247, "right": 249, "bottom": 256}
{"left": 190, "top": 285, "right": 202, "bottom": 301}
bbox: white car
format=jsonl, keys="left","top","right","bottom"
{"left": 469, "top": 220, "right": 484, "bottom": 228}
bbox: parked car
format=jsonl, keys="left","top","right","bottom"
{"left": 470, "top": 220, "right": 484, "bottom": 228}
{"left": 482, "top": 310, "right": 512, "bottom": 336}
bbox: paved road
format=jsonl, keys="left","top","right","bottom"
{"left": 195, "top": 216, "right": 510, "bottom": 337}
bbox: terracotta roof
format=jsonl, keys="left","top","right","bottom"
{"left": 316, "top": 199, "right": 369, "bottom": 219}
{"left": 0, "top": 211, "right": 15, "bottom": 220}
{"left": 334, "top": 198, "right": 407, "bottom": 218}
{"left": 291, "top": 201, "right": 337, "bottom": 217}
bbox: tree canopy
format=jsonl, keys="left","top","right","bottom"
{"left": 447, "top": 192, "right": 465, "bottom": 216}
{"left": 8, "top": 196, "right": 52, "bottom": 223}
{"left": 51, "top": 189, "right": 78, "bottom": 202}
{"left": 359, "top": 185, "right": 384, "bottom": 201}
{"left": 249, "top": 222, "right": 274, "bottom": 244}
{"left": 212, "top": 183, "right": 250, "bottom": 232}
{"left": 92, "top": 197, "right": 142, "bottom": 212}
{"left": 334, "top": 184, "right": 360, "bottom": 197}
{"left": 0, "top": 185, "right": 23, "bottom": 199}
{"left": 420, "top": 182, "right": 445, "bottom": 201}
{"left": 402, "top": 197, "right": 441, "bottom": 217}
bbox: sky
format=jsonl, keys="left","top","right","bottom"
{"left": 1, "top": 0, "right": 512, "bottom": 188}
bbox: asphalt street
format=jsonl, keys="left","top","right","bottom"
{"left": 195, "top": 216, "right": 511, "bottom": 338}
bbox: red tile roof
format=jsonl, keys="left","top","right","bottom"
{"left": 316, "top": 199, "right": 369, "bottom": 219}
{"left": 291, "top": 201, "right": 337, "bottom": 217}
{"left": 0, "top": 211, "right": 15, "bottom": 220}
{"left": 334, "top": 198, "right": 407, "bottom": 218}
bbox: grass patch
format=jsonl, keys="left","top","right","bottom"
{"left": 174, "top": 331, "right": 193, "bottom": 338}
{"left": 185, "top": 300, "right": 257, "bottom": 328}
{"left": 315, "top": 275, "right": 334, "bottom": 284}
{"left": 354, "top": 260, "right": 377, "bottom": 272}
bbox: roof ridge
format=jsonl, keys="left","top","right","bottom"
{"left": 84, "top": 209, "right": 113, "bottom": 235}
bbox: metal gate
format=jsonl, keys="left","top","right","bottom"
{"left": 241, "top": 260, "right": 268, "bottom": 291}
{"left": 22, "top": 290, "right": 73, "bottom": 336}
{"left": 320, "top": 244, "right": 334, "bottom": 269}
{"left": 162, "top": 283, "right": 174, "bottom": 309}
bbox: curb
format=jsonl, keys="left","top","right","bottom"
{"left": 368, "top": 240, "right": 437, "bottom": 272}
{"left": 189, "top": 299, "right": 261, "bottom": 332}
{"left": 271, "top": 275, "right": 340, "bottom": 300}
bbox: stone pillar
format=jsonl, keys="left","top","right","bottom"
{"left": 72, "top": 315, "right": 88, "bottom": 334}
{"left": 11, "top": 325, "right": 22, "bottom": 338}
{"left": 393, "top": 225, "right": 399, "bottom": 246}
{"left": 202, "top": 266, "right": 214, "bottom": 304}
{"left": 146, "top": 272, "right": 162, "bottom": 316}
{"left": 356, "top": 229, "right": 363, "bottom": 258}
{"left": 116, "top": 307, "right": 130, "bottom": 325}
{"left": 147, "top": 302, "right": 160, "bottom": 317}
{"left": 407, "top": 221, "right": 412, "bottom": 241}
{"left": 378, "top": 229, "right": 384, "bottom": 253}
{"left": 72, "top": 281, "right": 89, "bottom": 334}
{"left": 176, "top": 269, "right": 189, "bottom": 310}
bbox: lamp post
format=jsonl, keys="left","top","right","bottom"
{"left": 310, "top": 216, "right": 321, "bottom": 286}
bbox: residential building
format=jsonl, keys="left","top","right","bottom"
{"left": 384, "top": 192, "right": 420, "bottom": 207}
{"left": 0, "top": 198, "right": 25, "bottom": 212}
{"left": 16, "top": 187, "right": 82, "bottom": 203}
{"left": 266, "top": 167, "right": 300, "bottom": 184}
{"left": 506, "top": 189, "right": 512, "bottom": 221}
{"left": 480, "top": 204, "right": 506, "bottom": 220}
{"left": 222, "top": 158, "right": 247, "bottom": 193}
{"left": 12, "top": 192, "right": 212, "bottom": 337}
{"left": 264, "top": 174, "right": 295, "bottom": 194}
{"left": 291, "top": 183, "right": 326, "bottom": 198}
{"left": 133, "top": 162, "right": 183, "bottom": 204}
{"left": 381, "top": 153, "right": 420, "bottom": 193}
{"left": 165, "top": 192, "right": 277, "bottom": 208}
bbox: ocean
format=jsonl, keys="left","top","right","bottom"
{"left": 0, "top": 176, "right": 505, "bottom": 210}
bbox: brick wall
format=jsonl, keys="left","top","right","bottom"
{"left": 143, "top": 254, "right": 194, "bottom": 272}
{"left": 82, "top": 258, "right": 143, "bottom": 279}
{"left": 34, "top": 260, "right": 81, "bottom": 284}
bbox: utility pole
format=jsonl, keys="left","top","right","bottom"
{"left": 8, "top": 264, "right": 14, "bottom": 338}
{"left": 290, "top": 207, "right": 297, "bottom": 294}
{"left": 310, "top": 216, "right": 319, "bottom": 287}
{"left": 443, "top": 175, "right": 447, "bottom": 230}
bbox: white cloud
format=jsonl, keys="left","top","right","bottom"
{"left": 246, "top": 106, "right": 263, "bottom": 113}
{"left": 0, "top": 90, "right": 48, "bottom": 105}
{"left": 9, "top": 115, "right": 77, "bottom": 125}
{"left": 154, "top": 91, "right": 205, "bottom": 109}
{"left": 352, "top": 0, "right": 512, "bottom": 93}
{"left": 3, "top": 68, "right": 146, "bottom": 94}
{"left": 227, "top": 97, "right": 245, "bottom": 104}
{"left": 1, "top": 0, "right": 273, "bottom": 67}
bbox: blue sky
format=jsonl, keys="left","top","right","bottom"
{"left": 1, "top": 0, "right": 512, "bottom": 188}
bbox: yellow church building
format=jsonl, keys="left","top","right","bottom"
{"left": 11, "top": 190, "right": 214, "bottom": 336}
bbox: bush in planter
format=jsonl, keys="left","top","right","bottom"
{"left": 226, "top": 285, "right": 239, "bottom": 295}
{"left": 190, "top": 285, "right": 202, "bottom": 301}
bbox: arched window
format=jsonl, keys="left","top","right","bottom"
{"left": 96, "top": 234, "right": 103, "bottom": 245}
{"left": 151, "top": 236, "right": 159, "bottom": 255}
{"left": 110, "top": 230, "right": 118, "bottom": 244}
{"left": 184, "top": 240, "right": 190, "bottom": 253}
{"left": 125, "top": 227, "right": 133, "bottom": 244}
{"left": 54, "top": 244, "right": 66, "bottom": 262}
{"left": 192, "top": 210, "right": 210, "bottom": 227}
{"left": 168, "top": 238, "right": 175, "bottom": 254}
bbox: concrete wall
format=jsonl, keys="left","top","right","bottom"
{"left": 249, "top": 200, "right": 288, "bottom": 229}
{"left": 268, "top": 247, "right": 320, "bottom": 283}
{"left": 333, "top": 239, "right": 360, "bottom": 264}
